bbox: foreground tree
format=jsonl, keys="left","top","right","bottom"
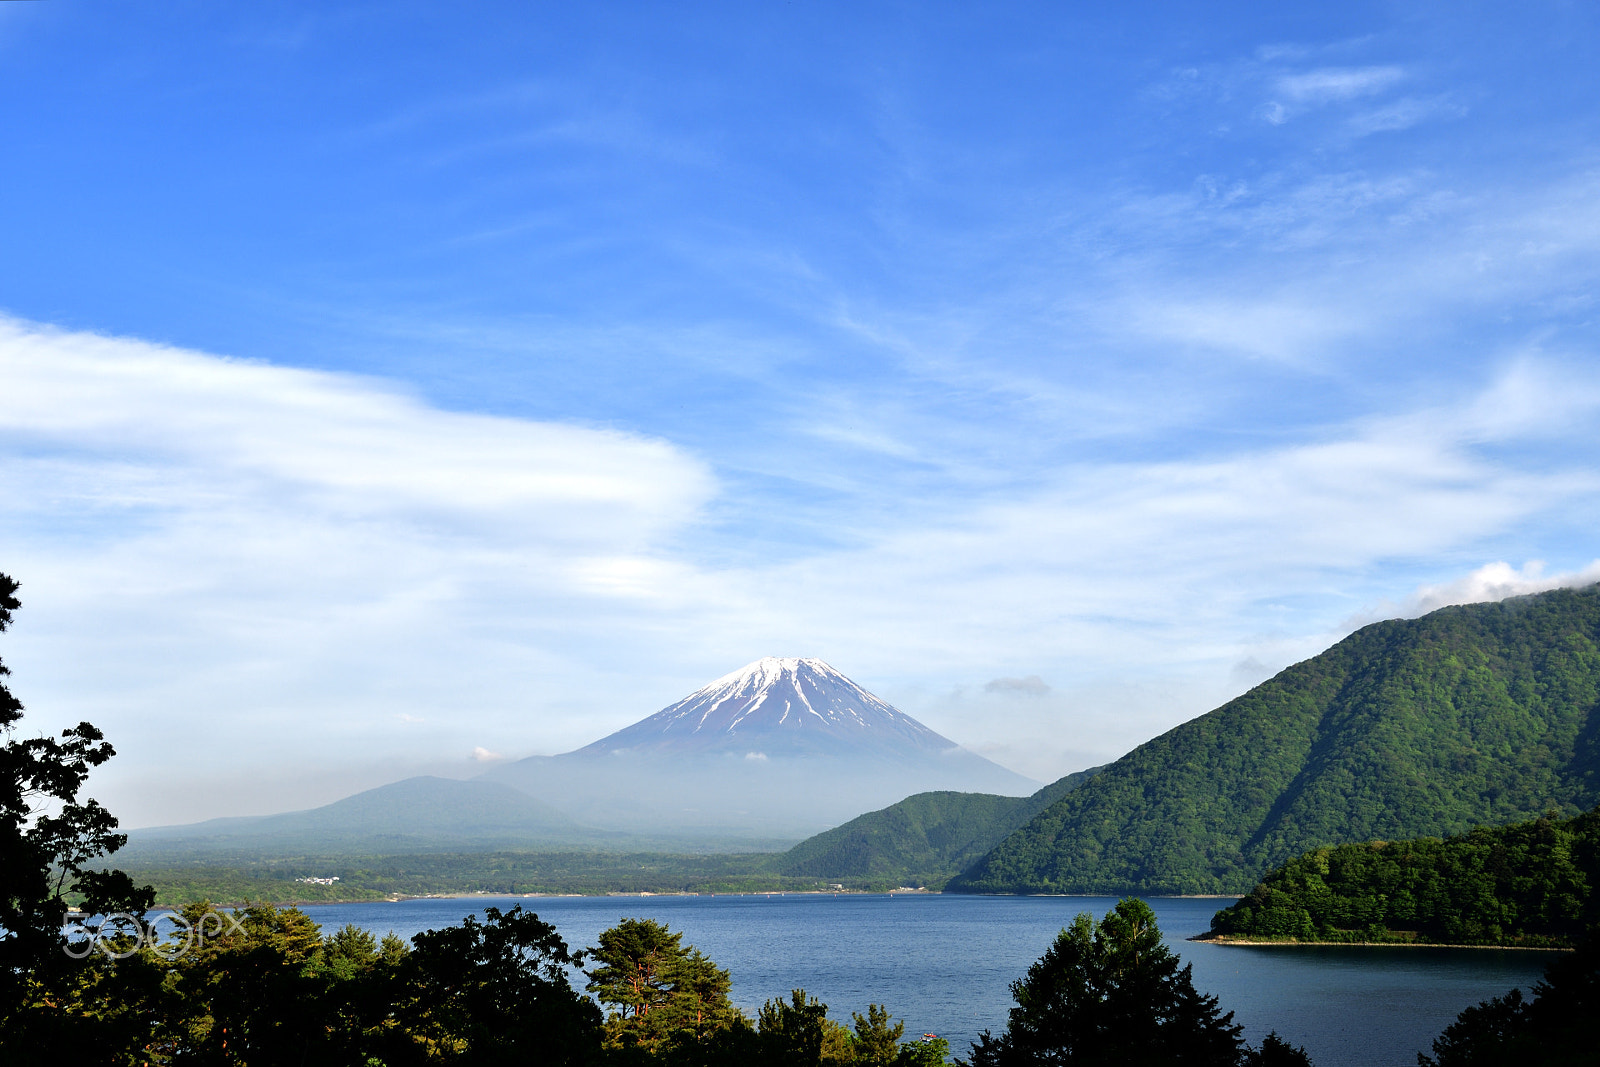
{"left": 851, "top": 1004, "right": 905, "bottom": 1066}
{"left": 588, "top": 919, "right": 747, "bottom": 1061}
{"left": 0, "top": 572, "right": 156, "bottom": 1059}
{"left": 401, "top": 904, "right": 601, "bottom": 1064}
{"left": 586, "top": 921, "right": 945, "bottom": 1067}
{"left": 757, "top": 989, "right": 855, "bottom": 1066}
{"left": 966, "top": 898, "right": 1299, "bottom": 1067}
{"left": 1418, "top": 929, "right": 1599, "bottom": 1067}
{"left": 589, "top": 918, "right": 694, "bottom": 1022}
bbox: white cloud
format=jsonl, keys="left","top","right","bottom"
{"left": 0, "top": 317, "right": 717, "bottom": 822}
{"left": 1276, "top": 66, "right": 1406, "bottom": 104}
{"left": 0, "top": 319, "right": 710, "bottom": 533}
{"left": 1250, "top": 64, "right": 1410, "bottom": 128}
{"left": 1396, "top": 560, "right": 1600, "bottom": 619}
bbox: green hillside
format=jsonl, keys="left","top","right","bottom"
{"left": 1203, "top": 805, "right": 1600, "bottom": 946}
{"left": 773, "top": 767, "right": 1102, "bottom": 888}
{"left": 950, "top": 585, "right": 1600, "bottom": 895}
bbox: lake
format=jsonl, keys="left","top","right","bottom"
{"left": 295, "top": 893, "right": 1557, "bottom": 1066}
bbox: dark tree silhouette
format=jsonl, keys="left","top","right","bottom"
{"left": 400, "top": 904, "right": 602, "bottom": 1064}
{"left": 1419, "top": 929, "right": 1600, "bottom": 1066}
{"left": 966, "top": 898, "right": 1251, "bottom": 1067}
{"left": 0, "top": 572, "right": 155, "bottom": 1056}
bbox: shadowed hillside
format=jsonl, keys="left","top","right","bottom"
{"left": 774, "top": 767, "right": 1103, "bottom": 888}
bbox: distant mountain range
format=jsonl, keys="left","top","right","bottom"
{"left": 949, "top": 585, "right": 1600, "bottom": 895}
{"left": 121, "top": 776, "right": 593, "bottom": 859}
{"left": 129, "top": 657, "right": 1038, "bottom": 854}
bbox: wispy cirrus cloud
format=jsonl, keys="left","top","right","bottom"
{"left": 1346, "top": 95, "right": 1467, "bottom": 136}
{"left": 1276, "top": 65, "right": 1406, "bottom": 105}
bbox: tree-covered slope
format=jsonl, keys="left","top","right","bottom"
{"left": 1204, "top": 806, "right": 1600, "bottom": 946}
{"left": 950, "top": 585, "right": 1600, "bottom": 895}
{"left": 774, "top": 767, "right": 1102, "bottom": 888}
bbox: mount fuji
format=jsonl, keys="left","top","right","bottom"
{"left": 575, "top": 657, "right": 958, "bottom": 759}
{"left": 486, "top": 657, "right": 1038, "bottom": 839}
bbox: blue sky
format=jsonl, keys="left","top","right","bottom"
{"left": 3, "top": 2, "right": 1600, "bottom": 825}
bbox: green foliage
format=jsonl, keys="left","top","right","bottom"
{"left": 1418, "top": 929, "right": 1600, "bottom": 1066}
{"left": 586, "top": 916, "right": 744, "bottom": 1061}
{"left": 898, "top": 1035, "right": 953, "bottom": 1066}
{"left": 757, "top": 989, "right": 855, "bottom": 1066}
{"left": 966, "top": 898, "right": 1247, "bottom": 1067}
{"left": 589, "top": 918, "right": 690, "bottom": 1020}
{"left": 777, "top": 769, "right": 1104, "bottom": 890}
{"left": 851, "top": 1004, "right": 905, "bottom": 1066}
{"left": 1209, "top": 806, "right": 1600, "bottom": 945}
{"left": 954, "top": 587, "right": 1600, "bottom": 895}
{"left": 579, "top": 922, "right": 951, "bottom": 1067}
{"left": 402, "top": 904, "right": 601, "bottom": 1063}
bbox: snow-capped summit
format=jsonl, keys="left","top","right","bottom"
{"left": 575, "top": 656, "right": 956, "bottom": 758}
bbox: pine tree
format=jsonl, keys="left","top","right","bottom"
{"left": 967, "top": 898, "right": 1245, "bottom": 1067}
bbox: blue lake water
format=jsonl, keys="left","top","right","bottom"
{"left": 293, "top": 893, "right": 1557, "bottom": 1066}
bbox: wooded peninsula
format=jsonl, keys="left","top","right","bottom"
{"left": 1205, "top": 806, "right": 1600, "bottom": 947}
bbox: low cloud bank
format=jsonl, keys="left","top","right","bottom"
{"left": 985, "top": 675, "right": 1052, "bottom": 697}
{"left": 1408, "top": 560, "right": 1600, "bottom": 615}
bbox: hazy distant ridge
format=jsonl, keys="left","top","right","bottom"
{"left": 127, "top": 776, "right": 589, "bottom": 855}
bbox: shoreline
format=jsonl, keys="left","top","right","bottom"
{"left": 146, "top": 889, "right": 1249, "bottom": 909}
{"left": 146, "top": 888, "right": 906, "bottom": 909}
{"left": 1190, "top": 935, "right": 1572, "bottom": 952}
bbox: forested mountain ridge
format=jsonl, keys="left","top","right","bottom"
{"left": 773, "top": 767, "right": 1103, "bottom": 888}
{"left": 950, "top": 585, "right": 1600, "bottom": 895}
